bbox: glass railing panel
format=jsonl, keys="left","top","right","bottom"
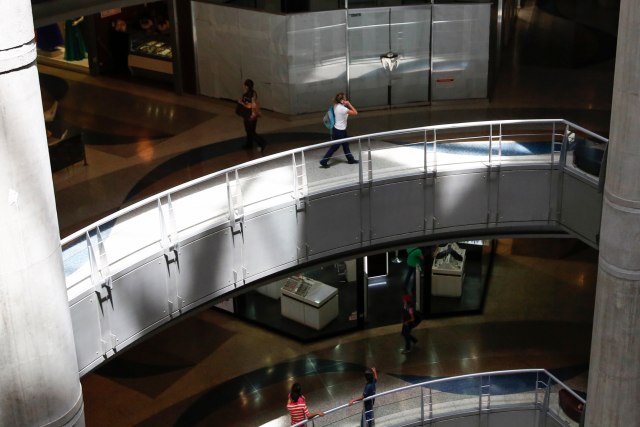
{"left": 305, "top": 142, "right": 362, "bottom": 193}
{"left": 564, "top": 126, "right": 606, "bottom": 181}
{"left": 482, "top": 371, "right": 539, "bottom": 411}
{"left": 62, "top": 234, "right": 91, "bottom": 293}
{"left": 371, "top": 387, "right": 423, "bottom": 425}
{"left": 169, "top": 174, "right": 229, "bottom": 237}
{"left": 425, "top": 376, "right": 482, "bottom": 419}
{"left": 368, "top": 131, "right": 430, "bottom": 180}
{"left": 430, "top": 124, "right": 494, "bottom": 170}
{"left": 495, "top": 121, "right": 561, "bottom": 166}
{"left": 236, "top": 157, "right": 296, "bottom": 215}
{"left": 545, "top": 378, "right": 584, "bottom": 427}
{"left": 98, "top": 202, "right": 163, "bottom": 273}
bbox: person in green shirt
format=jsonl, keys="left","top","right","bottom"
{"left": 404, "top": 247, "right": 424, "bottom": 294}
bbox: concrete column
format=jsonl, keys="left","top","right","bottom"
{"left": 585, "top": 0, "right": 640, "bottom": 425}
{"left": 0, "top": 1, "right": 84, "bottom": 426}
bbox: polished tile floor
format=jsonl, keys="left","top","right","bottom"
{"left": 40, "top": 0, "right": 615, "bottom": 425}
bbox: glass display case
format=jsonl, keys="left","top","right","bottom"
{"left": 131, "top": 37, "right": 172, "bottom": 60}
{"left": 128, "top": 35, "right": 173, "bottom": 75}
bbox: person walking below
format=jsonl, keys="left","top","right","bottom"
{"left": 404, "top": 247, "right": 424, "bottom": 295}
{"left": 237, "top": 79, "right": 267, "bottom": 152}
{"left": 349, "top": 367, "right": 378, "bottom": 427}
{"left": 286, "top": 383, "right": 324, "bottom": 425}
{"left": 401, "top": 294, "right": 418, "bottom": 354}
{"left": 320, "top": 92, "right": 359, "bottom": 168}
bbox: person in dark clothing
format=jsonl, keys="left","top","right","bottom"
{"left": 401, "top": 294, "right": 418, "bottom": 354}
{"left": 109, "top": 19, "right": 130, "bottom": 76}
{"left": 237, "top": 79, "right": 267, "bottom": 152}
{"left": 349, "top": 366, "right": 378, "bottom": 426}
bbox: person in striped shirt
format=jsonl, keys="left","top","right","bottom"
{"left": 287, "top": 383, "right": 324, "bottom": 425}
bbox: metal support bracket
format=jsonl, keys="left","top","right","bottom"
{"left": 227, "top": 170, "right": 244, "bottom": 234}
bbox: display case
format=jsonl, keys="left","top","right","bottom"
{"left": 128, "top": 35, "right": 173, "bottom": 75}
{"left": 280, "top": 276, "right": 339, "bottom": 330}
{"left": 432, "top": 243, "right": 466, "bottom": 297}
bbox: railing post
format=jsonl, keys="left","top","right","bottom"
{"left": 420, "top": 386, "right": 425, "bottom": 426}
{"left": 87, "top": 228, "right": 116, "bottom": 356}
{"left": 559, "top": 124, "right": 570, "bottom": 167}
{"left": 498, "top": 123, "right": 503, "bottom": 161}
{"left": 292, "top": 152, "right": 307, "bottom": 211}
{"left": 423, "top": 128, "right": 428, "bottom": 173}
{"left": 550, "top": 121, "right": 556, "bottom": 164}
{"left": 489, "top": 123, "right": 493, "bottom": 165}
{"left": 538, "top": 376, "right": 550, "bottom": 427}
{"left": 159, "top": 196, "right": 181, "bottom": 313}
{"left": 227, "top": 170, "right": 244, "bottom": 234}
{"left": 364, "top": 137, "right": 372, "bottom": 184}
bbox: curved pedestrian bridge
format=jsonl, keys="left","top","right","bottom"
{"left": 288, "top": 369, "right": 584, "bottom": 427}
{"left": 60, "top": 119, "right": 607, "bottom": 376}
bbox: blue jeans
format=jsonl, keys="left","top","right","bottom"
{"left": 361, "top": 406, "right": 374, "bottom": 427}
{"left": 321, "top": 127, "right": 355, "bottom": 164}
{"left": 403, "top": 267, "right": 416, "bottom": 295}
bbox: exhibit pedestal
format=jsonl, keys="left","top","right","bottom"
{"left": 280, "top": 277, "right": 339, "bottom": 330}
{"left": 432, "top": 244, "right": 466, "bottom": 297}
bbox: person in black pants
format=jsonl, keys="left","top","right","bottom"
{"left": 237, "top": 79, "right": 267, "bottom": 152}
{"left": 401, "top": 294, "right": 418, "bottom": 354}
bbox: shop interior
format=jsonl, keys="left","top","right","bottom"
{"left": 234, "top": 240, "right": 495, "bottom": 342}
{"left": 35, "top": 1, "right": 174, "bottom": 84}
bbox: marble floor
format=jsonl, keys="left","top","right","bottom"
{"left": 38, "top": 0, "right": 615, "bottom": 425}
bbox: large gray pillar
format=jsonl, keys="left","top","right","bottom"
{"left": 585, "top": 0, "right": 640, "bottom": 425}
{"left": 0, "top": 1, "right": 84, "bottom": 426}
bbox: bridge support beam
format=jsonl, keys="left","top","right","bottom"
{"left": 0, "top": 1, "right": 84, "bottom": 426}
{"left": 586, "top": 0, "right": 640, "bottom": 425}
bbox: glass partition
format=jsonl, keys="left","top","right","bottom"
{"left": 235, "top": 261, "right": 360, "bottom": 341}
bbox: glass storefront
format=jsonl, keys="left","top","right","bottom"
{"left": 232, "top": 240, "right": 495, "bottom": 341}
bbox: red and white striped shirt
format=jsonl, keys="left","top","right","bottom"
{"left": 287, "top": 398, "right": 310, "bottom": 425}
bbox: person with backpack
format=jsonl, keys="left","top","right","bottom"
{"left": 401, "top": 294, "right": 419, "bottom": 354}
{"left": 319, "top": 92, "right": 359, "bottom": 168}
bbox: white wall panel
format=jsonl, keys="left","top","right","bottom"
{"left": 306, "top": 190, "right": 362, "bottom": 255}
{"left": 110, "top": 257, "right": 169, "bottom": 348}
{"left": 370, "top": 179, "right": 426, "bottom": 240}
{"left": 498, "top": 170, "right": 552, "bottom": 222}
{"left": 243, "top": 206, "right": 299, "bottom": 278}
{"left": 431, "top": 4, "right": 490, "bottom": 100}
{"left": 70, "top": 295, "right": 102, "bottom": 374}
{"left": 178, "top": 228, "right": 235, "bottom": 306}
{"left": 434, "top": 172, "right": 489, "bottom": 228}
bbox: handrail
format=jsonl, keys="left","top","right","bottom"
{"left": 60, "top": 119, "right": 607, "bottom": 246}
{"left": 290, "top": 368, "right": 586, "bottom": 427}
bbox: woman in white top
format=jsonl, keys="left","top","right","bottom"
{"left": 320, "top": 92, "right": 359, "bottom": 168}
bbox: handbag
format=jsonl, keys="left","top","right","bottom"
{"left": 235, "top": 103, "right": 250, "bottom": 118}
{"left": 249, "top": 101, "right": 262, "bottom": 121}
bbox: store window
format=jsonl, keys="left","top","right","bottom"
{"left": 36, "top": 18, "right": 90, "bottom": 73}
{"left": 235, "top": 262, "right": 360, "bottom": 341}
{"left": 232, "top": 241, "right": 494, "bottom": 341}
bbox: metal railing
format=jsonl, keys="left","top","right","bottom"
{"left": 292, "top": 369, "right": 586, "bottom": 427}
{"left": 60, "top": 119, "right": 608, "bottom": 297}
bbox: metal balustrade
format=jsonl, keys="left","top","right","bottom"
{"left": 291, "top": 369, "right": 585, "bottom": 427}
{"left": 61, "top": 119, "right": 606, "bottom": 292}
{"left": 60, "top": 119, "right": 608, "bottom": 375}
